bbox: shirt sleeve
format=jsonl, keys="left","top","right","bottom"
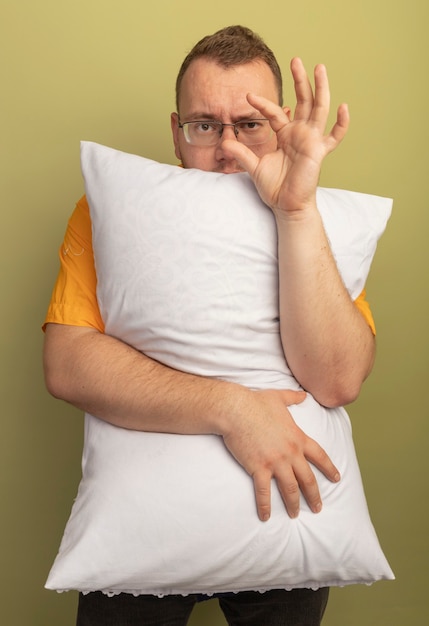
{"left": 43, "top": 195, "right": 376, "bottom": 336}
{"left": 353, "top": 288, "right": 376, "bottom": 335}
{"left": 43, "top": 196, "right": 105, "bottom": 332}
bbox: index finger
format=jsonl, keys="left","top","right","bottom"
{"left": 305, "top": 437, "right": 341, "bottom": 484}
{"left": 246, "top": 92, "right": 290, "bottom": 134}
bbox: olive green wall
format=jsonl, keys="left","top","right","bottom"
{"left": 1, "top": 0, "right": 427, "bottom": 624}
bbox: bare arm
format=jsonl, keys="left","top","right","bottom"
{"left": 221, "top": 59, "right": 375, "bottom": 406}
{"left": 44, "top": 322, "right": 340, "bottom": 519}
{"left": 44, "top": 323, "right": 239, "bottom": 434}
{"left": 274, "top": 211, "right": 375, "bottom": 407}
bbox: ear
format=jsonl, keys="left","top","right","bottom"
{"left": 282, "top": 106, "right": 292, "bottom": 121}
{"left": 171, "top": 112, "right": 182, "bottom": 161}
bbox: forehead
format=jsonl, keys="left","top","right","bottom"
{"left": 178, "top": 58, "right": 279, "bottom": 118}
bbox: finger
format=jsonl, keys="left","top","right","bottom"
{"left": 290, "top": 57, "right": 314, "bottom": 121}
{"left": 220, "top": 138, "right": 260, "bottom": 177}
{"left": 252, "top": 470, "right": 272, "bottom": 522}
{"left": 326, "top": 102, "right": 350, "bottom": 151}
{"left": 277, "top": 389, "right": 307, "bottom": 406}
{"left": 310, "top": 63, "right": 331, "bottom": 127}
{"left": 275, "top": 465, "right": 301, "bottom": 518}
{"left": 291, "top": 459, "right": 323, "bottom": 514}
{"left": 305, "top": 438, "right": 341, "bottom": 484}
{"left": 246, "top": 92, "right": 290, "bottom": 133}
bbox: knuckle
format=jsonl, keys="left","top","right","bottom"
{"left": 300, "top": 472, "right": 317, "bottom": 490}
{"left": 312, "top": 445, "right": 328, "bottom": 463}
{"left": 255, "top": 484, "right": 271, "bottom": 498}
{"left": 283, "top": 480, "right": 299, "bottom": 497}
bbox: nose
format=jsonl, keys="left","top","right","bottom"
{"left": 220, "top": 124, "right": 238, "bottom": 141}
{"left": 217, "top": 124, "right": 239, "bottom": 155}
{"left": 215, "top": 128, "right": 243, "bottom": 173}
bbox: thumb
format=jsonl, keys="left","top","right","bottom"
{"left": 278, "top": 389, "right": 307, "bottom": 406}
{"left": 219, "top": 138, "right": 260, "bottom": 177}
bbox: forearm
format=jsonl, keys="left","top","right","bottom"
{"left": 43, "top": 325, "right": 338, "bottom": 521}
{"left": 276, "top": 208, "right": 375, "bottom": 407}
{"left": 43, "top": 323, "right": 242, "bottom": 434}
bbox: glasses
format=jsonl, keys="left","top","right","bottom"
{"left": 178, "top": 119, "right": 273, "bottom": 147}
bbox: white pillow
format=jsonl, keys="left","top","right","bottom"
{"left": 46, "top": 141, "right": 394, "bottom": 596}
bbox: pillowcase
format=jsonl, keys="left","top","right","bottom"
{"left": 46, "top": 141, "right": 393, "bottom": 597}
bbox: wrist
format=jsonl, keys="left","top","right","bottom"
{"left": 272, "top": 196, "right": 319, "bottom": 223}
{"left": 273, "top": 203, "right": 324, "bottom": 234}
{"left": 209, "top": 382, "right": 251, "bottom": 438}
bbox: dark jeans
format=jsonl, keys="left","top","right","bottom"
{"left": 76, "top": 587, "right": 329, "bottom": 626}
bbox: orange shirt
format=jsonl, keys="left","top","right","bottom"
{"left": 44, "top": 195, "right": 376, "bottom": 335}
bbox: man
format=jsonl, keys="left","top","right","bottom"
{"left": 43, "top": 25, "right": 376, "bottom": 625}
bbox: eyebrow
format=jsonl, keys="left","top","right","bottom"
{"left": 181, "top": 112, "right": 262, "bottom": 123}
{"left": 182, "top": 111, "right": 216, "bottom": 120}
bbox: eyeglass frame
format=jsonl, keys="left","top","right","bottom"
{"left": 177, "top": 118, "right": 273, "bottom": 146}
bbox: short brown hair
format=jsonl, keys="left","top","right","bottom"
{"left": 175, "top": 25, "right": 283, "bottom": 111}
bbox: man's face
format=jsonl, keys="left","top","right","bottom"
{"left": 171, "top": 58, "right": 280, "bottom": 173}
